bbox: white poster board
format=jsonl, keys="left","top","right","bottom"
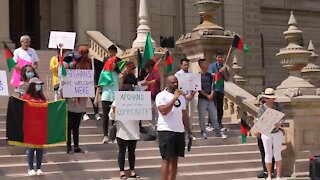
{"left": 175, "top": 73, "right": 201, "bottom": 92}
{"left": 0, "top": 71, "right": 9, "bottom": 96}
{"left": 115, "top": 91, "right": 152, "bottom": 121}
{"left": 62, "top": 69, "right": 95, "bottom": 97}
{"left": 251, "top": 108, "right": 285, "bottom": 136}
{"left": 48, "top": 31, "right": 76, "bottom": 50}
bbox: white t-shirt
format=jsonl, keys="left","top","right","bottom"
{"left": 174, "top": 69, "right": 195, "bottom": 102}
{"left": 110, "top": 102, "right": 140, "bottom": 140}
{"left": 13, "top": 47, "right": 39, "bottom": 64}
{"left": 156, "top": 90, "right": 186, "bottom": 132}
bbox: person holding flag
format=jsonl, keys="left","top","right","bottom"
{"left": 94, "top": 56, "right": 124, "bottom": 144}
{"left": 11, "top": 35, "right": 39, "bottom": 90}
{"left": 21, "top": 77, "right": 47, "bottom": 176}
{"left": 208, "top": 51, "right": 230, "bottom": 131}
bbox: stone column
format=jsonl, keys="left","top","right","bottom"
{"left": 103, "top": 0, "right": 121, "bottom": 45}
{"left": 0, "top": 0, "right": 12, "bottom": 47}
{"left": 76, "top": 0, "right": 96, "bottom": 45}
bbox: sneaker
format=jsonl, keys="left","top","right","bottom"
{"left": 221, "top": 133, "right": 228, "bottom": 139}
{"left": 83, "top": 114, "right": 90, "bottom": 121}
{"left": 74, "top": 147, "right": 84, "bottom": 153}
{"left": 102, "top": 136, "right": 109, "bottom": 144}
{"left": 28, "top": 169, "right": 36, "bottom": 176}
{"left": 67, "top": 146, "right": 72, "bottom": 154}
{"left": 36, "top": 169, "right": 43, "bottom": 176}
{"left": 95, "top": 114, "right": 101, "bottom": 121}
{"left": 221, "top": 127, "right": 227, "bottom": 132}
{"left": 276, "top": 177, "right": 282, "bottom": 180}
{"left": 206, "top": 126, "right": 213, "bottom": 132}
{"left": 192, "top": 136, "right": 197, "bottom": 140}
{"left": 257, "top": 171, "right": 267, "bottom": 178}
{"left": 201, "top": 133, "right": 207, "bottom": 139}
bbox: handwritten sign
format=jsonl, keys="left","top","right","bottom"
{"left": 175, "top": 73, "right": 201, "bottom": 92}
{"left": 115, "top": 91, "right": 152, "bottom": 120}
{"left": 0, "top": 71, "right": 9, "bottom": 96}
{"left": 251, "top": 108, "right": 285, "bottom": 136}
{"left": 62, "top": 69, "right": 95, "bottom": 97}
{"left": 48, "top": 31, "right": 76, "bottom": 50}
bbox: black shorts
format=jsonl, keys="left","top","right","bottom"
{"left": 158, "top": 131, "right": 185, "bottom": 160}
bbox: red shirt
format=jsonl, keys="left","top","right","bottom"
{"left": 22, "top": 94, "right": 46, "bottom": 102}
{"left": 146, "top": 69, "right": 161, "bottom": 101}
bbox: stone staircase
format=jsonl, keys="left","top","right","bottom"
{"left": 0, "top": 50, "right": 301, "bottom": 179}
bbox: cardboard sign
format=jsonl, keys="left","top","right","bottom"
{"left": 175, "top": 73, "right": 201, "bottom": 92}
{"left": 62, "top": 69, "right": 95, "bottom": 97}
{"left": 251, "top": 108, "right": 285, "bottom": 136}
{"left": 48, "top": 31, "right": 76, "bottom": 50}
{"left": 115, "top": 91, "right": 152, "bottom": 121}
{"left": 0, "top": 71, "right": 9, "bottom": 96}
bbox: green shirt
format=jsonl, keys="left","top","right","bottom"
{"left": 101, "top": 71, "right": 119, "bottom": 102}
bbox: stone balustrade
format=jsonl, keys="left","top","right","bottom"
{"left": 86, "top": 31, "right": 123, "bottom": 61}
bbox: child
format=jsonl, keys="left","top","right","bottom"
{"left": 22, "top": 77, "right": 46, "bottom": 176}
{"left": 19, "top": 65, "right": 39, "bottom": 97}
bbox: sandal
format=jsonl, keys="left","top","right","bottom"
{"left": 130, "top": 174, "right": 141, "bottom": 178}
{"left": 120, "top": 174, "right": 127, "bottom": 179}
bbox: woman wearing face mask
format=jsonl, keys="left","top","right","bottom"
{"left": 19, "top": 65, "right": 39, "bottom": 97}
{"left": 21, "top": 77, "right": 46, "bottom": 176}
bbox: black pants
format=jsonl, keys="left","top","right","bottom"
{"left": 89, "top": 97, "right": 99, "bottom": 115}
{"left": 116, "top": 137, "right": 137, "bottom": 171}
{"left": 214, "top": 91, "right": 224, "bottom": 127}
{"left": 257, "top": 137, "right": 275, "bottom": 173}
{"left": 102, "top": 101, "right": 113, "bottom": 136}
{"left": 67, "top": 111, "right": 82, "bottom": 147}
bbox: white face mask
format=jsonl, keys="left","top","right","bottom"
{"left": 35, "top": 84, "right": 42, "bottom": 92}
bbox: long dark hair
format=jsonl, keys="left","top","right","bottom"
{"left": 25, "top": 83, "right": 46, "bottom": 101}
{"left": 20, "top": 65, "right": 39, "bottom": 82}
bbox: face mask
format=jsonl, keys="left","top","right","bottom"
{"left": 26, "top": 71, "right": 34, "bottom": 79}
{"left": 35, "top": 84, "right": 42, "bottom": 92}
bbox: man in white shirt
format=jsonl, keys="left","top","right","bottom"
{"left": 174, "top": 57, "right": 196, "bottom": 130}
{"left": 156, "top": 75, "right": 193, "bottom": 180}
{"left": 13, "top": 35, "right": 39, "bottom": 70}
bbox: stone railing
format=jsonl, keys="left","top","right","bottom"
{"left": 86, "top": 31, "right": 123, "bottom": 61}
{"left": 224, "top": 82, "right": 259, "bottom": 123}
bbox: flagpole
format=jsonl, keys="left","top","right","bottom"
{"left": 224, "top": 44, "right": 233, "bottom": 66}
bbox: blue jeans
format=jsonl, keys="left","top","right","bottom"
{"left": 27, "top": 148, "right": 43, "bottom": 170}
{"left": 197, "top": 98, "right": 222, "bottom": 136}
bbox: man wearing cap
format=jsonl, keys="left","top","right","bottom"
{"left": 256, "top": 88, "right": 284, "bottom": 180}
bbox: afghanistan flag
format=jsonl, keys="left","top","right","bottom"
{"left": 232, "top": 35, "right": 249, "bottom": 52}
{"left": 98, "top": 56, "right": 117, "bottom": 86}
{"left": 137, "top": 49, "right": 147, "bottom": 81}
{"left": 240, "top": 118, "right": 251, "bottom": 143}
{"left": 164, "top": 51, "right": 173, "bottom": 74}
{"left": 6, "top": 96, "right": 67, "bottom": 147}
{"left": 142, "top": 32, "right": 158, "bottom": 70}
{"left": 3, "top": 41, "right": 16, "bottom": 72}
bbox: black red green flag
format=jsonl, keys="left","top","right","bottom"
{"left": 240, "top": 118, "right": 251, "bottom": 143}
{"left": 3, "top": 41, "right": 16, "bottom": 72}
{"left": 164, "top": 51, "right": 173, "bottom": 74}
{"left": 6, "top": 96, "right": 67, "bottom": 148}
{"left": 232, "top": 35, "right": 249, "bottom": 52}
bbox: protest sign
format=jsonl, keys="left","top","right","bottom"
{"left": 62, "top": 69, "right": 95, "bottom": 97}
{"left": 115, "top": 91, "right": 152, "bottom": 121}
{"left": 0, "top": 71, "right": 9, "bottom": 96}
{"left": 48, "top": 31, "right": 76, "bottom": 50}
{"left": 251, "top": 108, "right": 285, "bottom": 136}
{"left": 175, "top": 73, "right": 201, "bottom": 92}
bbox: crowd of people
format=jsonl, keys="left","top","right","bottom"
{"left": 8, "top": 34, "right": 285, "bottom": 180}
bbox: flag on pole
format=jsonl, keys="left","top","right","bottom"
{"left": 57, "top": 44, "right": 67, "bottom": 77}
{"left": 164, "top": 51, "right": 173, "bottom": 74}
{"left": 137, "top": 49, "right": 147, "bottom": 80}
{"left": 240, "top": 118, "right": 251, "bottom": 143}
{"left": 3, "top": 41, "right": 16, "bottom": 72}
{"left": 142, "top": 32, "right": 158, "bottom": 70}
{"left": 6, "top": 96, "right": 67, "bottom": 147}
{"left": 232, "top": 35, "right": 249, "bottom": 53}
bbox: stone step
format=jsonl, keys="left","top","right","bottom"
{"left": 0, "top": 141, "right": 258, "bottom": 155}
{"left": 0, "top": 157, "right": 261, "bottom": 178}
